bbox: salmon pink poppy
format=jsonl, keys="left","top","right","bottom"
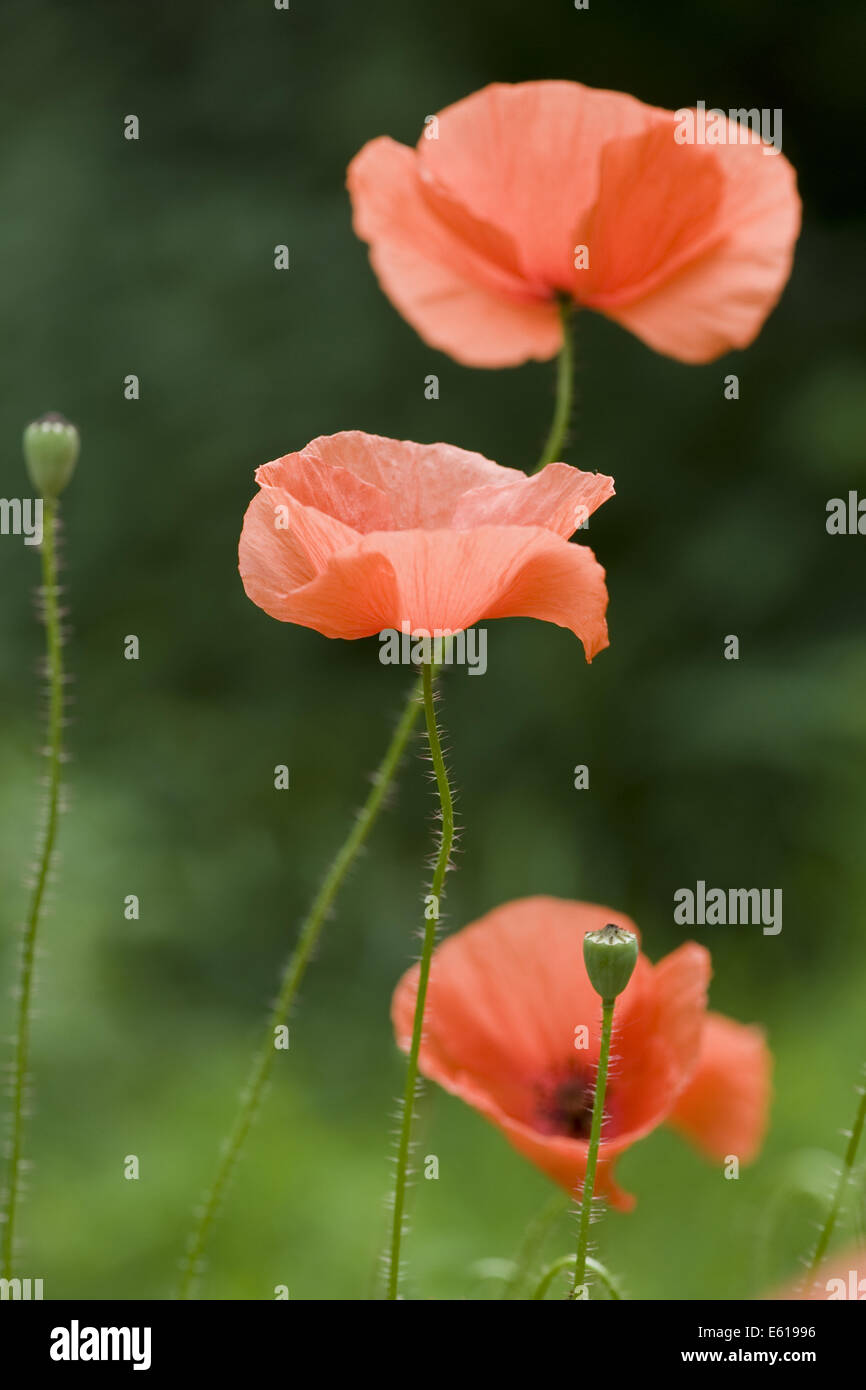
{"left": 348, "top": 80, "right": 801, "bottom": 367}
{"left": 391, "top": 897, "right": 771, "bottom": 1209}
{"left": 238, "top": 432, "right": 614, "bottom": 657}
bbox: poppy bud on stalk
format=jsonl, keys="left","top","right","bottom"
{"left": 583, "top": 923, "right": 638, "bottom": 1003}
{"left": 23, "top": 412, "right": 80, "bottom": 500}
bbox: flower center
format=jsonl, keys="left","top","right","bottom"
{"left": 536, "top": 1061, "right": 617, "bottom": 1139}
{"left": 552, "top": 1076, "right": 594, "bottom": 1138}
{"left": 535, "top": 1069, "right": 607, "bottom": 1140}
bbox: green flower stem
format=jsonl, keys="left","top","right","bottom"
{"left": 571, "top": 997, "right": 614, "bottom": 1299}
{"left": 532, "top": 1252, "right": 623, "bottom": 1301}
{"left": 533, "top": 298, "right": 574, "bottom": 473}
{"left": 385, "top": 661, "right": 455, "bottom": 1300}
{"left": 803, "top": 1068, "right": 866, "bottom": 1289}
{"left": 2, "top": 500, "right": 64, "bottom": 1280}
{"left": 501, "top": 1191, "right": 569, "bottom": 1299}
{"left": 176, "top": 671, "right": 425, "bottom": 1299}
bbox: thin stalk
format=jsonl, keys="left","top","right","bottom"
{"left": 385, "top": 661, "right": 455, "bottom": 1300}
{"left": 2, "top": 500, "right": 64, "bottom": 1279}
{"left": 533, "top": 298, "right": 575, "bottom": 473}
{"left": 501, "top": 1191, "right": 569, "bottom": 1299}
{"left": 803, "top": 1068, "right": 866, "bottom": 1290}
{"left": 532, "top": 1252, "right": 623, "bottom": 1301}
{"left": 571, "top": 997, "right": 614, "bottom": 1299}
{"left": 176, "top": 671, "right": 425, "bottom": 1299}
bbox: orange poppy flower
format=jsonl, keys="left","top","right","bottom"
{"left": 391, "top": 897, "right": 771, "bottom": 1209}
{"left": 348, "top": 80, "right": 801, "bottom": 367}
{"left": 238, "top": 432, "right": 614, "bottom": 657}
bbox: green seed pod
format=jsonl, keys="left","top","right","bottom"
{"left": 23, "top": 413, "right": 80, "bottom": 500}
{"left": 583, "top": 923, "right": 638, "bottom": 1002}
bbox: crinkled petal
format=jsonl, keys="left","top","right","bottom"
{"left": 367, "top": 241, "right": 561, "bottom": 367}
{"left": 349, "top": 84, "right": 799, "bottom": 366}
{"left": 582, "top": 116, "right": 801, "bottom": 361}
{"left": 240, "top": 434, "right": 615, "bottom": 646}
{"left": 238, "top": 487, "right": 399, "bottom": 637}
{"left": 239, "top": 486, "right": 357, "bottom": 591}
{"left": 573, "top": 124, "right": 727, "bottom": 306}
{"left": 669, "top": 1011, "right": 772, "bottom": 1163}
{"left": 350, "top": 136, "right": 536, "bottom": 301}
{"left": 362, "top": 525, "right": 609, "bottom": 658}
{"left": 453, "top": 461, "right": 615, "bottom": 537}
{"left": 348, "top": 137, "right": 562, "bottom": 366}
{"left": 280, "top": 432, "right": 511, "bottom": 530}
{"left": 419, "top": 81, "right": 662, "bottom": 291}
{"left": 256, "top": 452, "right": 393, "bottom": 534}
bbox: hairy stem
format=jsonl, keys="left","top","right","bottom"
{"left": 533, "top": 298, "right": 575, "bottom": 473}
{"left": 385, "top": 661, "right": 455, "bottom": 1299}
{"left": 572, "top": 997, "right": 614, "bottom": 1299}
{"left": 532, "top": 1252, "right": 623, "bottom": 1301}
{"left": 803, "top": 1067, "right": 866, "bottom": 1290}
{"left": 501, "top": 1191, "right": 569, "bottom": 1299}
{"left": 2, "top": 500, "right": 64, "bottom": 1280}
{"left": 176, "top": 671, "right": 424, "bottom": 1299}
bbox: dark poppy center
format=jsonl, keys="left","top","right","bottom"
{"left": 551, "top": 1076, "right": 594, "bottom": 1138}
{"left": 535, "top": 1070, "right": 607, "bottom": 1140}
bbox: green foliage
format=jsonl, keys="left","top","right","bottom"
{"left": 1, "top": 0, "right": 864, "bottom": 1298}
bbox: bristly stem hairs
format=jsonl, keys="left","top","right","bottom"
{"left": 384, "top": 660, "right": 455, "bottom": 1299}
{"left": 176, "top": 671, "right": 425, "bottom": 1297}
{"left": 2, "top": 415, "right": 79, "bottom": 1279}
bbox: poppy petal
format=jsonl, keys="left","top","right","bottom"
{"left": 255, "top": 452, "right": 394, "bottom": 534}
{"left": 238, "top": 487, "right": 399, "bottom": 637}
{"left": 348, "top": 136, "right": 562, "bottom": 366}
{"left": 606, "top": 942, "right": 711, "bottom": 1143}
{"left": 583, "top": 117, "right": 800, "bottom": 361}
{"left": 572, "top": 124, "right": 728, "bottom": 307}
{"left": 361, "top": 525, "right": 609, "bottom": 658}
{"left": 391, "top": 897, "right": 642, "bottom": 1106}
{"left": 419, "top": 81, "right": 661, "bottom": 291}
{"left": 453, "top": 461, "right": 615, "bottom": 538}
{"left": 489, "top": 1113, "right": 639, "bottom": 1212}
{"left": 391, "top": 898, "right": 647, "bottom": 1208}
{"left": 669, "top": 1011, "right": 772, "bottom": 1163}
{"left": 350, "top": 83, "right": 800, "bottom": 367}
{"left": 240, "top": 434, "right": 615, "bottom": 647}
{"left": 280, "top": 432, "right": 510, "bottom": 530}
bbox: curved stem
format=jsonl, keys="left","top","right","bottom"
{"left": 803, "top": 1068, "right": 866, "bottom": 1290}
{"left": 571, "top": 997, "right": 614, "bottom": 1299}
{"left": 385, "top": 661, "right": 455, "bottom": 1300}
{"left": 176, "top": 671, "right": 424, "bottom": 1299}
{"left": 533, "top": 298, "right": 574, "bottom": 473}
{"left": 532, "top": 1252, "right": 623, "bottom": 1301}
{"left": 501, "top": 1191, "right": 569, "bottom": 1300}
{"left": 2, "top": 500, "right": 64, "bottom": 1280}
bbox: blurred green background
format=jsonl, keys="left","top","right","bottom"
{"left": 1, "top": 0, "right": 864, "bottom": 1300}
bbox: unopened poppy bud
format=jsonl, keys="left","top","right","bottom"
{"left": 583, "top": 923, "right": 638, "bottom": 1002}
{"left": 23, "top": 413, "right": 80, "bottom": 500}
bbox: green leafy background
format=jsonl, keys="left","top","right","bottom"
{"left": 1, "top": 0, "right": 864, "bottom": 1298}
